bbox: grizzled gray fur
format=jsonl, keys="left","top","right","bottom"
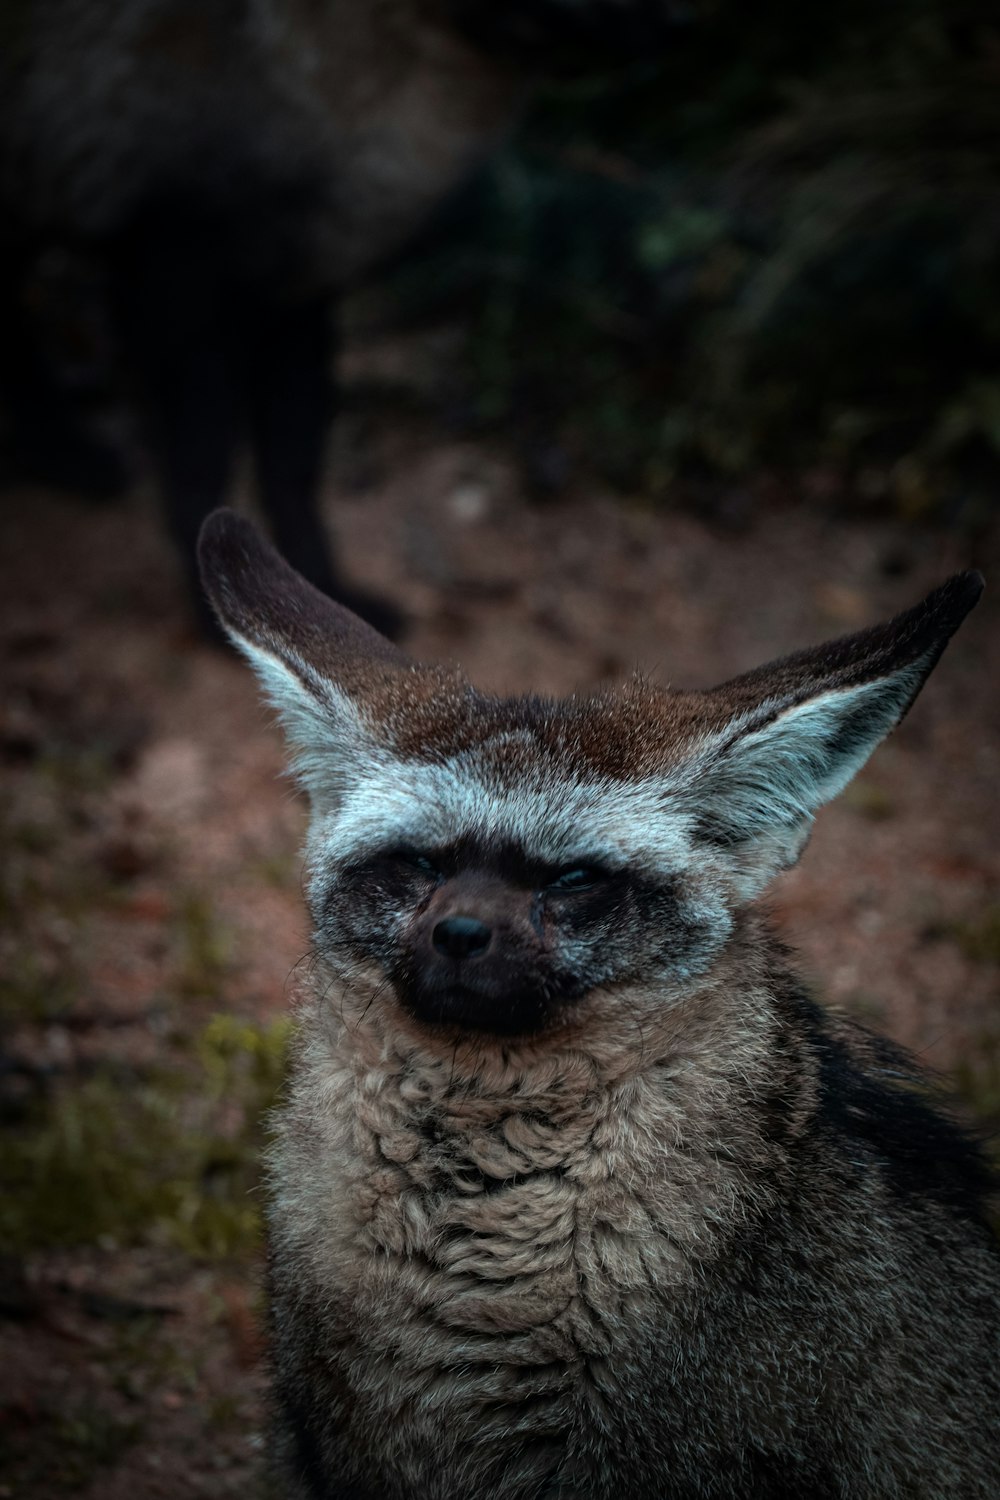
{"left": 199, "top": 508, "right": 999, "bottom": 1500}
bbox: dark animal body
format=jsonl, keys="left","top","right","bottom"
{"left": 0, "top": 0, "right": 681, "bottom": 631}
{"left": 198, "top": 509, "right": 1000, "bottom": 1499}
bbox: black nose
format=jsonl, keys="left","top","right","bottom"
{"left": 432, "top": 915, "right": 492, "bottom": 959}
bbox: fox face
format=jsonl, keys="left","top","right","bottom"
{"left": 306, "top": 702, "right": 738, "bottom": 1036}
{"left": 199, "top": 509, "right": 982, "bottom": 1050}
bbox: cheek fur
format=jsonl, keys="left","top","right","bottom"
{"left": 313, "top": 861, "right": 432, "bottom": 969}
{"left": 539, "top": 875, "right": 733, "bottom": 993}
{"left": 652, "top": 875, "right": 734, "bottom": 980}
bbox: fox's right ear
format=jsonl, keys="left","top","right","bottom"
{"left": 678, "top": 570, "right": 983, "bottom": 897}
{"left": 197, "top": 510, "right": 408, "bottom": 799}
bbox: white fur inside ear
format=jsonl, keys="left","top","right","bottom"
{"left": 677, "top": 661, "right": 926, "bottom": 896}
{"left": 229, "top": 632, "right": 375, "bottom": 803}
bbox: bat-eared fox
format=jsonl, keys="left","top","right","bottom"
{"left": 199, "top": 508, "right": 999, "bottom": 1499}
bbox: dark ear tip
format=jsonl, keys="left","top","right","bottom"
{"left": 195, "top": 508, "right": 410, "bottom": 671}
{"left": 197, "top": 508, "right": 259, "bottom": 583}
{"left": 946, "top": 569, "right": 985, "bottom": 600}
{"left": 930, "top": 570, "right": 985, "bottom": 628}
{"left": 957, "top": 569, "right": 985, "bottom": 600}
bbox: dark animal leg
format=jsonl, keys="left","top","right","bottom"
{"left": 244, "top": 290, "right": 404, "bottom": 639}
{"left": 0, "top": 237, "right": 128, "bottom": 499}
{"left": 154, "top": 331, "right": 240, "bottom": 636}
{"left": 242, "top": 290, "right": 337, "bottom": 591}
{"left": 109, "top": 219, "right": 241, "bottom": 635}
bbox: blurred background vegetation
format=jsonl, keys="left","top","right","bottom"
{"left": 376, "top": 0, "right": 1000, "bottom": 523}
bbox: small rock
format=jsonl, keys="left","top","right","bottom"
{"left": 448, "top": 481, "right": 490, "bottom": 524}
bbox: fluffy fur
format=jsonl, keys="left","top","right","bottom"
{"left": 199, "top": 510, "right": 999, "bottom": 1499}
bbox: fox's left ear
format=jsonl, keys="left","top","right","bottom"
{"left": 679, "top": 573, "right": 984, "bottom": 897}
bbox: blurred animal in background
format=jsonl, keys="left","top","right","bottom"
{"left": 0, "top": 0, "right": 687, "bottom": 634}
{"left": 0, "top": 243, "right": 131, "bottom": 501}
{"left": 200, "top": 509, "right": 999, "bottom": 1500}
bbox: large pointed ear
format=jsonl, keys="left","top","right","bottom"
{"left": 679, "top": 572, "right": 984, "bottom": 897}
{"left": 197, "top": 509, "right": 409, "bottom": 800}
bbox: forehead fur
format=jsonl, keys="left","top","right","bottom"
{"left": 366, "top": 672, "right": 724, "bottom": 781}
{"left": 315, "top": 677, "right": 735, "bottom": 877}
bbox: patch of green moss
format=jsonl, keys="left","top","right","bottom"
{"left": 0, "top": 1015, "right": 292, "bottom": 1260}
{"left": 842, "top": 780, "right": 896, "bottom": 821}
{"left": 952, "top": 1038, "right": 1000, "bottom": 1142}
{"left": 0, "top": 791, "right": 119, "bottom": 1027}
{"left": 0, "top": 948, "right": 79, "bottom": 1027}
{"left": 950, "top": 906, "right": 1000, "bottom": 967}
{"left": 248, "top": 851, "right": 299, "bottom": 890}
{"left": 106, "top": 1313, "right": 174, "bottom": 1398}
{"left": 37, "top": 743, "right": 118, "bottom": 799}
{"left": 205, "top": 1391, "right": 243, "bottom": 1431}
{"left": 2, "top": 814, "right": 57, "bottom": 856}
{"left": 174, "top": 891, "right": 234, "bottom": 1000}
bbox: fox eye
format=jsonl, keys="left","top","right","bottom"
{"left": 548, "top": 866, "right": 606, "bottom": 892}
{"left": 393, "top": 851, "right": 440, "bottom": 879}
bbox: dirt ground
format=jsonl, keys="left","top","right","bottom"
{"left": 2, "top": 388, "right": 999, "bottom": 1496}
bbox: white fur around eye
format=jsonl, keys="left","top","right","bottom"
{"left": 313, "top": 750, "right": 698, "bottom": 881}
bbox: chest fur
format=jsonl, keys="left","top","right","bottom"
{"left": 268, "top": 1003, "right": 783, "bottom": 1492}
